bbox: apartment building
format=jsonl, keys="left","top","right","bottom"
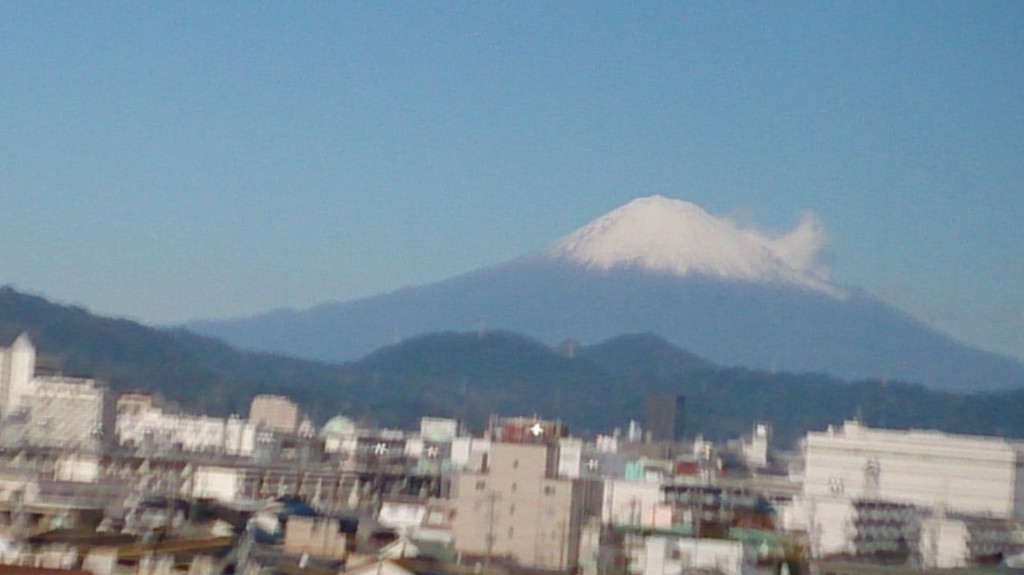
{"left": 249, "top": 394, "right": 300, "bottom": 434}
{"left": 451, "top": 419, "right": 601, "bottom": 572}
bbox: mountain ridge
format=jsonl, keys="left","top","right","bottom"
{"left": 4, "top": 286, "right": 1024, "bottom": 445}
{"left": 187, "top": 259, "right": 1024, "bottom": 390}
{"left": 184, "top": 196, "right": 1024, "bottom": 391}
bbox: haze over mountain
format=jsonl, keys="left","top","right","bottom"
{"left": 188, "top": 196, "right": 1024, "bottom": 391}
{"left": 5, "top": 286, "right": 1024, "bottom": 445}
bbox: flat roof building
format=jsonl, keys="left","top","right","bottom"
{"left": 249, "top": 394, "right": 300, "bottom": 434}
{"left": 803, "top": 420, "right": 1024, "bottom": 520}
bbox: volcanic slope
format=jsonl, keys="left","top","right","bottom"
{"left": 188, "top": 196, "right": 1024, "bottom": 391}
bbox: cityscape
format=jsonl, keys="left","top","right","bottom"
{"left": 0, "top": 332, "right": 1021, "bottom": 575}
{"left": 3, "top": 4, "right": 1022, "bottom": 575}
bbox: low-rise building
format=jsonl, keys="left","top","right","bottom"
{"left": 283, "top": 515, "right": 348, "bottom": 559}
{"left": 640, "top": 535, "right": 750, "bottom": 575}
{"left": 116, "top": 399, "right": 257, "bottom": 456}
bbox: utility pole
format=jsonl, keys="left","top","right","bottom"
{"left": 484, "top": 490, "right": 500, "bottom": 571}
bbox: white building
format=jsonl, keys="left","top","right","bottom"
{"left": 419, "top": 417, "right": 458, "bottom": 442}
{"left": 116, "top": 398, "right": 257, "bottom": 456}
{"left": 0, "top": 334, "right": 112, "bottom": 449}
{"left": 779, "top": 496, "right": 856, "bottom": 558}
{"left": 0, "top": 333, "right": 35, "bottom": 418}
{"left": 741, "top": 423, "right": 770, "bottom": 468}
{"left": 641, "top": 535, "right": 750, "bottom": 575}
{"left": 804, "top": 420, "right": 1024, "bottom": 519}
{"left": 603, "top": 479, "right": 669, "bottom": 528}
{"left": 558, "top": 437, "right": 584, "bottom": 478}
{"left": 378, "top": 497, "right": 428, "bottom": 536}
{"left": 320, "top": 415, "right": 359, "bottom": 455}
{"left": 189, "top": 465, "right": 245, "bottom": 502}
{"left": 450, "top": 435, "right": 490, "bottom": 468}
{"left": 22, "top": 375, "right": 109, "bottom": 449}
{"left": 920, "top": 516, "right": 970, "bottom": 569}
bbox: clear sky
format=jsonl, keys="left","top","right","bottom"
{"left": 2, "top": 2, "right": 1022, "bottom": 362}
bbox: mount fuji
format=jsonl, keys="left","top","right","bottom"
{"left": 187, "top": 196, "right": 1024, "bottom": 391}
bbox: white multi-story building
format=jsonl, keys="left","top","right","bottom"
{"left": 22, "top": 375, "right": 109, "bottom": 449}
{"left": 0, "top": 334, "right": 113, "bottom": 449}
{"left": 116, "top": 396, "right": 257, "bottom": 456}
{"left": 0, "top": 333, "right": 37, "bottom": 418}
{"left": 803, "top": 420, "right": 1024, "bottom": 519}
{"left": 788, "top": 420, "right": 1024, "bottom": 559}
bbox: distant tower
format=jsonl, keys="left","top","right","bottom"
{"left": 644, "top": 393, "right": 685, "bottom": 443}
{"left": 0, "top": 333, "right": 36, "bottom": 417}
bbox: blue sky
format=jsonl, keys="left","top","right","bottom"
{"left": 2, "top": 2, "right": 1022, "bottom": 361}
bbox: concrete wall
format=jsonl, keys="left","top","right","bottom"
{"left": 191, "top": 466, "right": 242, "bottom": 502}
{"left": 805, "top": 421, "right": 1021, "bottom": 518}
{"left": 452, "top": 442, "right": 589, "bottom": 571}
{"left": 602, "top": 479, "right": 663, "bottom": 527}
{"left": 284, "top": 516, "right": 347, "bottom": 559}
{"left": 920, "top": 517, "right": 969, "bottom": 569}
{"left": 641, "top": 536, "right": 747, "bottom": 575}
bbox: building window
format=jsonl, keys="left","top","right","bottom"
{"left": 828, "top": 477, "right": 844, "bottom": 495}
{"left": 513, "top": 459, "right": 519, "bottom": 469}
{"left": 476, "top": 480, "right": 486, "bottom": 491}
{"left": 544, "top": 485, "right": 555, "bottom": 496}
{"left": 508, "top": 526, "right": 514, "bottom": 538}
{"left": 511, "top": 482, "right": 517, "bottom": 493}
{"left": 509, "top": 504, "right": 516, "bottom": 516}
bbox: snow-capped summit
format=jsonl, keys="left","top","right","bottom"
{"left": 545, "top": 195, "right": 840, "bottom": 295}
{"left": 189, "top": 193, "right": 1024, "bottom": 390}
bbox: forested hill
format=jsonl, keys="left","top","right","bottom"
{"left": 2, "top": 286, "right": 1023, "bottom": 446}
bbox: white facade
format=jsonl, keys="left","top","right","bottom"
{"left": 378, "top": 499, "right": 427, "bottom": 536}
{"left": 450, "top": 436, "right": 489, "bottom": 468}
{"left": 558, "top": 437, "right": 584, "bottom": 478}
{"left": 0, "top": 334, "right": 112, "bottom": 449}
{"left": 780, "top": 496, "right": 856, "bottom": 558}
{"left": 602, "top": 479, "right": 667, "bottom": 527}
{"left": 324, "top": 431, "right": 359, "bottom": 455}
{"left": 22, "top": 375, "right": 107, "bottom": 449}
{"left": 320, "top": 415, "right": 359, "bottom": 455}
{"left": 741, "top": 423, "right": 770, "bottom": 468}
{"left": 0, "top": 333, "right": 36, "bottom": 418}
{"left": 189, "top": 466, "right": 244, "bottom": 502}
{"left": 804, "top": 420, "right": 1024, "bottom": 519}
{"left": 641, "top": 536, "right": 749, "bottom": 575}
{"left": 117, "top": 405, "right": 257, "bottom": 456}
{"left": 920, "top": 517, "right": 969, "bottom": 569}
{"left": 55, "top": 452, "right": 102, "bottom": 483}
{"left": 419, "top": 417, "right": 458, "bottom": 442}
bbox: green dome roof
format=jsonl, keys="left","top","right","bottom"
{"left": 320, "top": 415, "right": 356, "bottom": 437}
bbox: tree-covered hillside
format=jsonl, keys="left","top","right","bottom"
{"left": 2, "top": 286, "right": 1023, "bottom": 446}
